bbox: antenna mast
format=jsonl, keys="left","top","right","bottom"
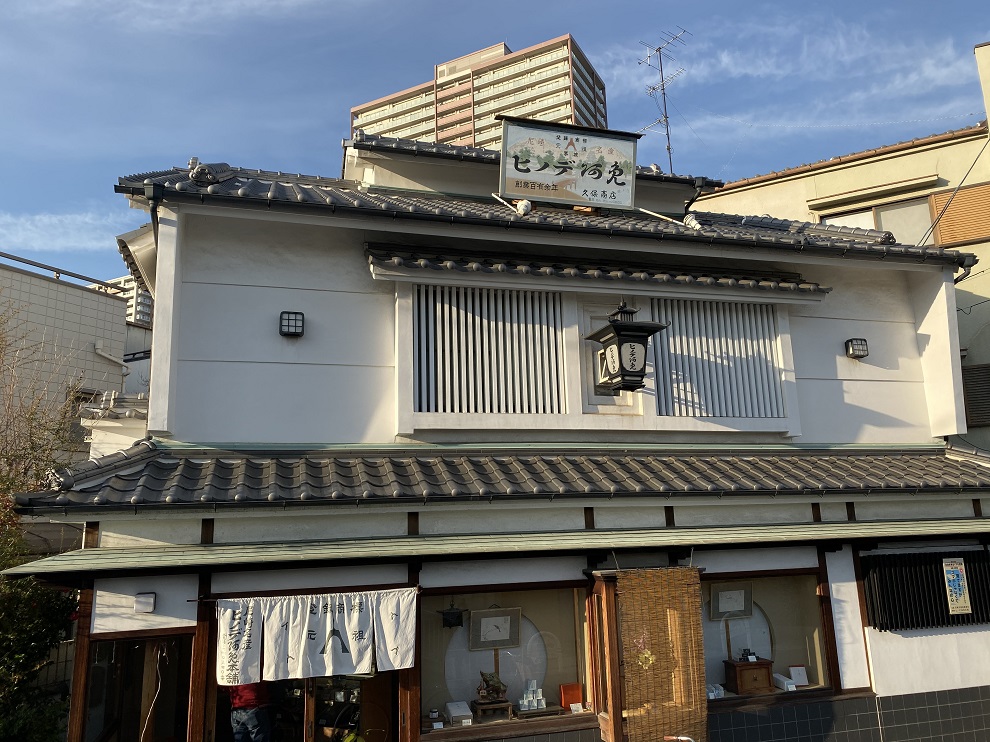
{"left": 638, "top": 28, "right": 691, "bottom": 174}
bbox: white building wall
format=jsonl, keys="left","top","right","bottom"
{"left": 167, "top": 214, "right": 395, "bottom": 444}
{"left": 91, "top": 575, "right": 199, "bottom": 633}
{"left": 866, "top": 626, "right": 990, "bottom": 696}
{"left": 147, "top": 208, "right": 962, "bottom": 447}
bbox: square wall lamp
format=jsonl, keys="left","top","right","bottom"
{"left": 845, "top": 338, "right": 869, "bottom": 359}
{"left": 279, "top": 311, "right": 305, "bottom": 337}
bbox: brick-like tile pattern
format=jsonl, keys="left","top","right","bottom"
{"left": 708, "top": 686, "right": 990, "bottom": 742}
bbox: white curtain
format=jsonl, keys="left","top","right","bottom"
{"left": 217, "top": 588, "right": 417, "bottom": 684}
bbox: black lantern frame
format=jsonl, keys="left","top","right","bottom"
{"left": 586, "top": 303, "right": 668, "bottom": 395}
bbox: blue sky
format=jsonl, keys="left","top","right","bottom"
{"left": 1, "top": 1, "right": 987, "bottom": 281}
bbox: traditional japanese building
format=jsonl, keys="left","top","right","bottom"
{"left": 9, "top": 119, "right": 990, "bottom": 742}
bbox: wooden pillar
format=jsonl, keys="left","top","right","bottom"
{"left": 187, "top": 571, "right": 212, "bottom": 742}
{"left": 66, "top": 584, "right": 94, "bottom": 742}
{"left": 398, "top": 560, "right": 421, "bottom": 742}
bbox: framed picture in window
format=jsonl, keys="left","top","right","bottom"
{"left": 709, "top": 582, "right": 753, "bottom": 621}
{"left": 469, "top": 607, "right": 522, "bottom": 650}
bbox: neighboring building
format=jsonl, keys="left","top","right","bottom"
{"left": 10, "top": 123, "right": 990, "bottom": 742}
{"left": 0, "top": 257, "right": 128, "bottom": 555}
{"left": 95, "top": 273, "right": 154, "bottom": 326}
{"left": 350, "top": 35, "right": 607, "bottom": 149}
{"left": 698, "top": 42, "right": 990, "bottom": 450}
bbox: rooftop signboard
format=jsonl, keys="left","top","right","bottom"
{"left": 498, "top": 117, "right": 640, "bottom": 210}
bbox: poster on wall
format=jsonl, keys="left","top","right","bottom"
{"left": 942, "top": 558, "right": 972, "bottom": 615}
{"left": 499, "top": 117, "right": 639, "bottom": 210}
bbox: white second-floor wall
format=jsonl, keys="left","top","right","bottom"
{"left": 143, "top": 203, "right": 962, "bottom": 447}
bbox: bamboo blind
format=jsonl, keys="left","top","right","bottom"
{"left": 616, "top": 568, "right": 707, "bottom": 742}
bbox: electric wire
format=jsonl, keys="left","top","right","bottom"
{"left": 139, "top": 642, "right": 166, "bottom": 742}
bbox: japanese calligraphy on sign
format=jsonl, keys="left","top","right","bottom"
{"left": 942, "top": 558, "right": 972, "bottom": 615}
{"left": 216, "top": 587, "right": 417, "bottom": 684}
{"left": 499, "top": 119, "right": 637, "bottom": 209}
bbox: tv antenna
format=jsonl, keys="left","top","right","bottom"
{"left": 638, "top": 28, "right": 691, "bottom": 174}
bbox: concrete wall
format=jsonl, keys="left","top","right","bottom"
{"left": 0, "top": 263, "right": 127, "bottom": 396}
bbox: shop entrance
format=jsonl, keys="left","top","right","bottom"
{"left": 214, "top": 673, "right": 397, "bottom": 742}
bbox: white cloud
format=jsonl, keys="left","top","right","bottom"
{"left": 7, "top": 0, "right": 332, "bottom": 31}
{"left": 0, "top": 211, "right": 142, "bottom": 254}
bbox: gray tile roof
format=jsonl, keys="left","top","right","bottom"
{"left": 368, "top": 248, "right": 831, "bottom": 296}
{"left": 116, "top": 162, "right": 977, "bottom": 269}
{"left": 16, "top": 441, "right": 990, "bottom": 513}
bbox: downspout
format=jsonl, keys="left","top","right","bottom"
{"left": 144, "top": 183, "right": 164, "bottom": 247}
{"left": 683, "top": 176, "right": 707, "bottom": 216}
{"left": 94, "top": 339, "right": 129, "bottom": 393}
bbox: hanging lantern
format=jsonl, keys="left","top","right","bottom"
{"left": 586, "top": 303, "right": 668, "bottom": 394}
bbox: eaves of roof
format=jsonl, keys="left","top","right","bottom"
{"left": 713, "top": 121, "right": 990, "bottom": 192}
{"left": 115, "top": 164, "right": 977, "bottom": 269}
{"left": 16, "top": 440, "right": 990, "bottom": 515}
{"left": 7, "top": 518, "right": 990, "bottom": 582}
{"left": 366, "top": 248, "right": 832, "bottom": 297}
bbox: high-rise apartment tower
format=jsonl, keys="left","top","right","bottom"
{"left": 96, "top": 275, "right": 154, "bottom": 326}
{"left": 350, "top": 34, "right": 607, "bottom": 150}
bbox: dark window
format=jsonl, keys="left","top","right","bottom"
{"left": 962, "top": 364, "right": 990, "bottom": 427}
{"left": 861, "top": 550, "right": 990, "bottom": 631}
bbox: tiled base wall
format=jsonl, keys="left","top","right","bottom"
{"left": 708, "top": 685, "right": 990, "bottom": 742}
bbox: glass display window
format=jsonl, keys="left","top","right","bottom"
{"left": 419, "top": 587, "right": 589, "bottom": 733}
{"left": 702, "top": 573, "right": 831, "bottom": 696}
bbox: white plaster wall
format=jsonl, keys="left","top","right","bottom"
{"left": 212, "top": 511, "right": 407, "bottom": 543}
{"left": 152, "top": 203, "right": 959, "bottom": 446}
{"left": 855, "top": 499, "right": 975, "bottom": 521}
{"left": 825, "top": 547, "right": 871, "bottom": 689}
{"left": 211, "top": 564, "right": 408, "bottom": 594}
{"left": 675, "top": 503, "right": 810, "bottom": 527}
{"left": 594, "top": 502, "right": 669, "bottom": 530}
{"left": 418, "top": 506, "right": 585, "bottom": 534}
{"left": 787, "top": 266, "right": 942, "bottom": 443}
{"left": 794, "top": 380, "right": 933, "bottom": 443}
{"left": 419, "top": 557, "right": 587, "bottom": 588}
{"left": 99, "top": 519, "right": 202, "bottom": 547}
{"left": 819, "top": 502, "right": 851, "bottom": 522}
{"left": 866, "top": 625, "right": 990, "bottom": 696}
{"left": 690, "top": 547, "right": 820, "bottom": 573}
{"left": 168, "top": 213, "right": 396, "bottom": 444}
{"left": 91, "top": 575, "right": 198, "bottom": 633}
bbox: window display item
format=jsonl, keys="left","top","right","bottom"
{"left": 788, "top": 665, "right": 810, "bottom": 686}
{"left": 773, "top": 673, "right": 797, "bottom": 691}
{"left": 722, "top": 658, "right": 774, "bottom": 696}
{"left": 476, "top": 671, "right": 508, "bottom": 701}
{"left": 445, "top": 701, "right": 472, "bottom": 726}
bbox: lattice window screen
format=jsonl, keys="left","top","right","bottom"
{"left": 652, "top": 299, "right": 785, "bottom": 418}
{"left": 413, "top": 285, "right": 565, "bottom": 414}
